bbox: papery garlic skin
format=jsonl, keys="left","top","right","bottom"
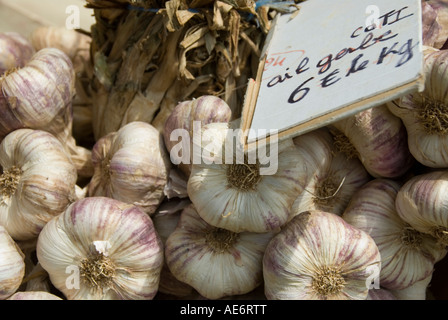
{"left": 388, "top": 49, "right": 448, "bottom": 168}
{"left": 331, "top": 105, "right": 414, "bottom": 178}
{"left": 0, "top": 226, "right": 25, "bottom": 300}
{"left": 36, "top": 197, "right": 164, "bottom": 300}
{"left": 263, "top": 210, "right": 381, "bottom": 300}
{"left": 88, "top": 121, "right": 170, "bottom": 215}
{"left": 0, "top": 32, "right": 35, "bottom": 75}
{"left": 0, "top": 129, "right": 77, "bottom": 241}
{"left": 163, "top": 95, "right": 232, "bottom": 177}
{"left": 165, "top": 204, "right": 275, "bottom": 300}
{"left": 395, "top": 170, "right": 448, "bottom": 249}
{"left": 342, "top": 179, "right": 446, "bottom": 290}
{"left": 187, "top": 122, "right": 307, "bottom": 233}
{"left": 7, "top": 291, "right": 62, "bottom": 300}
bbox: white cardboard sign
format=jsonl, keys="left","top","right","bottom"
{"left": 242, "top": 0, "right": 424, "bottom": 149}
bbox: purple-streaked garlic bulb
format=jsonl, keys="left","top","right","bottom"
{"left": 163, "top": 95, "right": 232, "bottom": 177}
{"left": 396, "top": 170, "right": 448, "bottom": 249}
{"left": 165, "top": 204, "right": 276, "bottom": 299}
{"left": 36, "top": 197, "right": 164, "bottom": 300}
{"left": 88, "top": 121, "right": 171, "bottom": 216}
{"left": 0, "top": 47, "right": 92, "bottom": 178}
{"left": 387, "top": 49, "right": 448, "bottom": 168}
{"left": 7, "top": 291, "right": 62, "bottom": 300}
{"left": 290, "top": 127, "right": 371, "bottom": 219}
{"left": 0, "top": 32, "right": 35, "bottom": 75}
{"left": 263, "top": 210, "right": 381, "bottom": 300}
{"left": 0, "top": 226, "right": 25, "bottom": 300}
{"left": 152, "top": 198, "right": 196, "bottom": 298}
{"left": 330, "top": 104, "right": 414, "bottom": 178}
{"left": 187, "top": 122, "right": 308, "bottom": 233}
{"left": 0, "top": 129, "right": 78, "bottom": 241}
{"left": 342, "top": 179, "right": 446, "bottom": 291}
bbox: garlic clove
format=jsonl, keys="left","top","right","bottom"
{"left": 0, "top": 128, "right": 78, "bottom": 241}
{"left": 342, "top": 179, "right": 446, "bottom": 290}
{"left": 36, "top": 197, "right": 164, "bottom": 300}
{"left": 389, "top": 274, "right": 433, "bottom": 300}
{"left": 88, "top": 121, "right": 171, "bottom": 215}
{"left": 165, "top": 204, "right": 276, "bottom": 300}
{"left": 0, "top": 32, "right": 35, "bottom": 75}
{"left": 263, "top": 210, "right": 381, "bottom": 300}
{"left": 0, "top": 226, "right": 25, "bottom": 300}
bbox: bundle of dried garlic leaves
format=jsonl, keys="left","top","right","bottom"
{"left": 85, "top": 0, "right": 300, "bottom": 140}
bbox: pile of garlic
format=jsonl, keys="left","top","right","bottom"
{"left": 1, "top": 1, "right": 448, "bottom": 301}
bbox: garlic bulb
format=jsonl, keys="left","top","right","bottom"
{"left": 0, "top": 226, "right": 25, "bottom": 300}
{"left": 165, "top": 204, "right": 275, "bottom": 299}
{"left": 263, "top": 210, "right": 381, "bottom": 300}
{"left": 387, "top": 49, "right": 448, "bottom": 168}
{"left": 163, "top": 95, "right": 232, "bottom": 177}
{"left": 330, "top": 104, "right": 414, "bottom": 178}
{"left": 88, "top": 121, "right": 171, "bottom": 215}
{"left": 187, "top": 122, "right": 307, "bottom": 233}
{"left": 30, "top": 26, "right": 91, "bottom": 73}
{"left": 342, "top": 179, "right": 446, "bottom": 291}
{"left": 36, "top": 197, "right": 164, "bottom": 300}
{"left": 0, "top": 128, "right": 77, "bottom": 241}
{"left": 291, "top": 128, "right": 370, "bottom": 219}
{"left": 0, "top": 47, "right": 93, "bottom": 178}
{"left": 152, "top": 198, "right": 196, "bottom": 297}
{"left": 395, "top": 170, "right": 448, "bottom": 248}
{"left": 0, "top": 32, "right": 35, "bottom": 75}
{"left": 390, "top": 274, "right": 433, "bottom": 300}
{"left": 7, "top": 291, "right": 62, "bottom": 300}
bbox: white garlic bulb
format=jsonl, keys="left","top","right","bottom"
{"left": 187, "top": 122, "right": 308, "bottom": 233}
{"left": 330, "top": 104, "right": 414, "bottom": 178}
{"left": 165, "top": 204, "right": 276, "bottom": 300}
{"left": 291, "top": 128, "right": 371, "bottom": 219}
{"left": 342, "top": 179, "right": 446, "bottom": 291}
{"left": 30, "top": 26, "right": 91, "bottom": 73}
{"left": 263, "top": 210, "right": 381, "bottom": 300}
{"left": 395, "top": 170, "right": 448, "bottom": 248}
{"left": 36, "top": 197, "right": 164, "bottom": 300}
{"left": 387, "top": 49, "right": 448, "bottom": 168}
{"left": 366, "top": 288, "right": 397, "bottom": 300}
{"left": 0, "top": 128, "right": 78, "bottom": 241}
{"left": 88, "top": 121, "right": 171, "bottom": 215}
{"left": 163, "top": 95, "right": 232, "bottom": 177}
{"left": 0, "top": 226, "right": 25, "bottom": 300}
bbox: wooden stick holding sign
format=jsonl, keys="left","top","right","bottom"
{"left": 240, "top": 0, "right": 425, "bottom": 152}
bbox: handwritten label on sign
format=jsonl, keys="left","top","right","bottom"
{"left": 243, "top": 0, "right": 423, "bottom": 146}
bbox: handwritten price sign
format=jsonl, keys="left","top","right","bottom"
{"left": 245, "top": 0, "right": 423, "bottom": 145}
